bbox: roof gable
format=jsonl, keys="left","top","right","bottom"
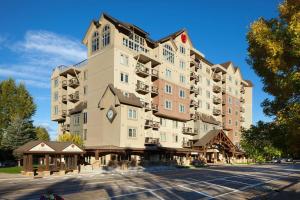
{"left": 29, "top": 142, "right": 55, "bottom": 152}
{"left": 62, "top": 144, "right": 84, "bottom": 152}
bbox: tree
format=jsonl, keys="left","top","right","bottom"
{"left": 247, "top": 0, "right": 300, "bottom": 156}
{"left": 0, "top": 78, "right": 36, "bottom": 145}
{"left": 35, "top": 126, "right": 50, "bottom": 141}
{"left": 1, "top": 116, "right": 37, "bottom": 151}
{"left": 58, "top": 132, "right": 84, "bottom": 147}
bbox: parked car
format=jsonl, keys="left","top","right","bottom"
{"left": 287, "top": 158, "right": 293, "bottom": 162}
{"left": 271, "top": 158, "right": 281, "bottom": 163}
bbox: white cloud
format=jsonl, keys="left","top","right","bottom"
{"left": 0, "top": 30, "right": 86, "bottom": 89}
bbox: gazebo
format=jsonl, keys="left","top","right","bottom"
{"left": 14, "top": 141, "right": 84, "bottom": 176}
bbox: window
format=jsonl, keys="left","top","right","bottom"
{"left": 206, "top": 67, "right": 210, "bottom": 74}
{"left": 235, "top": 121, "right": 238, "bottom": 126}
{"left": 54, "top": 91, "right": 58, "bottom": 101}
{"left": 206, "top": 79, "right": 210, "bottom": 86}
{"left": 228, "top": 97, "right": 232, "bottom": 104}
{"left": 206, "top": 90, "right": 210, "bottom": 98}
{"left": 165, "top": 84, "right": 172, "bottom": 94}
{"left": 179, "top": 89, "right": 185, "bottom": 98}
{"left": 179, "top": 74, "right": 186, "bottom": 84}
{"left": 128, "top": 128, "right": 137, "bottom": 138}
{"left": 179, "top": 104, "right": 185, "bottom": 113}
{"left": 165, "top": 100, "right": 172, "bottom": 110}
{"left": 179, "top": 60, "right": 185, "bottom": 69}
{"left": 228, "top": 108, "right": 232, "bottom": 114}
{"left": 54, "top": 106, "right": 58, "bottom": 115}
{"left": 120, "top": 53, "right": 128, "bottom": 66}
{"left": 229, "top": 87, "right": 232, "bottom": 93}
{"left": 203, "top": 123, "right": 208, "bottom": 131}
{"left": 235, "top": 132, "right": 238, "bottom": 136}
{"left": 160, "top": 118, "right": 167, "bottom": 127}
{"left": 229, "top": 75, "right": 232, "bottom": 82}
{"left": 206, "top": 102, "right": 210, "bottom": 110}
{"left": 165, "top": 68, "right": 172, "bottom": 78}
{"left": 74, "top": 115, "right": 80, "bottom": 125}
{"left": 84, "top": 86, "right": 88, "bottom": 95}
{"left": 83, "top": 112, "right": 87, "bottom": 124}
{"left": 84, "top": 70, "right": 88, "bottom": 80}
{"left": 235, "top": 90, "right": 238, "bottom": 96}
{"left": 172, "top": 121, "right": 178, "bottom": 128}
{"left": 102, "top": 25, "right": 110, "bottom": 47}
{"left": 163, "top": 44, "right": 174, "bottom": 63}
{"left": 199, "top": 75, "right": 202, "bottom": 83}
{"left": 228, "top": 119, "right": 232, "bottom": 125}
{"left": 54, "top": 78, "right": 59, "bottom": 87}
{"left": 83, "top": 129, "right": 87, "bottom": 140}
{"left": 173, "top": 134, "right": 178, "bottom": 143}
{"left": 160, "top": 132, "right": 167, "bottom": 142}
{"left": 92, "top": 31, "right": 99, "bottom": 52}
{"left": 120, "top": 72, "right": 128, "bottom": 83}
{"left": 199, "top": 100, "right": 202, "bottom": 108}
{"left": 235, "top": 110, "right": 239, "bottom": 116}
{"left": 128, "top": 108, "right": 137, "bottom": 119}
{"left": 122, "top": 34, "right": 148, "bottom": 53}
{"left": 235, "top": 80, "right": 238, "bottom": 86}
{"left": 179, "top": 46, "right": 185, "bottom": 54}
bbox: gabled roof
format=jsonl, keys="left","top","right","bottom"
{"left": 245, "top": 80, "right": 254, "bottom": 87}
{"left": 69, "top": 102, "right": 87, "bottom": 115}
{"left": 220, "top": 61, "right": 233, "bottom": 69}
{"left": 156, "top": 29, "right": 185, "bottom": 43}
{"left": 193, "top": 130, "right": 221, "bottom": 147}
{"left": 14, "top": 141, "right": 84, "bottom": 154}
{"left": 99, "top": 84, "right": 143, "bottom": 108}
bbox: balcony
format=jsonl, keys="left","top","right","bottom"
{"left": 62, "top": 110, "right": 67, "bottom": 117}
{"left": 182, "top": 140, "right": 193, "bottom": 148}
{"left": 145, "top": 119, "right": 153, "bottom": 129}
{"left": 62, "top": 95, "right": 67, "bottom": 103}
{"left": 136, "top": 63, "right": 150, "bottom": 77}
{"left": 222, "top": 75, "right": 226, "bottom": 83}
{"left": 145, "top": 137, "right": 160, "bottom": 146}
{"left": 190, "top": 99, "right": 199, "bottom": 108}
{"left": 62, "top": 80, "right": 67, "bottom": 89}
{"left": 190, "top": 71, "right": 197, "bottom": 80}
{"left": 68, "top": 77, "right": 79, "bottom": 88}
{"left": 240, "top": 116, "right": 245, "bottom": 122}
{"left": 151, "top": 68, "right": 159, "bottom": 81}
{"left": 151, "top": 85, "right": 159, "bottom": 97}
{"left": 213, "top": 74, "right": 221, "bottom": 82}
{"left": 213, "top": 108, "right": 221, "bottom": 116}
{"left": 213, "top": 96, "right": 221, "bottom": 104}
{"left": 62, "top": 124, "right": 70, "bottom": 132}
{"left": 213, "top": 85, "right": 221, "bottom": 93}
{"left": 222, "top": 99, "right": 226, "bottom": 105}
{"left": 190, "top": 113, "right": 197, "bottom": 120}
{"left": 222, "top": 86, "right": 226, "bottom": 94}
{"left": 190, "top": 85, "right": 198, "bottom": 94}
{"left": 136, "top": 81, "right": 149, "bottom": 94}
{"left": 152, "top": 121, "right": 160, "bottom": 130}
{"left": 190, "top": 58, "right": 201, "bottom": 70}
{"left": 240, "top": 97, "right": 245, "bottom": 103}
{"left": 240, "top": 86, "right": 245, "bottom": 94}
{"left": 194, "top": 75, "right": 200, "bottom": 83}
{"left": 69, "top": 91, "right": 79, "bottom": 103}
{"left": 151, "top": 103, "right": 158, "bottom": 112}
{"left": 222, "top": 110, "right": 225, "bottom": 116}
{"left": 142, "top": 101, "right": 151, "bottom": 112}
{"left": 240, "top": 107, "right": 245, "bottom": 113}
{"left": 182, "top": 127, "right": 197, "bottom": 136}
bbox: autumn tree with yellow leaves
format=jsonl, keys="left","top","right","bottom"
{"left": 246, "top": 0, "right": 300, "bottom": 156}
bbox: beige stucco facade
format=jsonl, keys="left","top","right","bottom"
{"left": 51, "top": 13, "right": 253, "bottom": 153}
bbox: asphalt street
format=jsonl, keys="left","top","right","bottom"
{"left": 0, "top": 164, "right": 299, "bottom": 200}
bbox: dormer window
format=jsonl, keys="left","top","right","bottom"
{"left": 163, "top": 44, "right": 174, "bottom": 63}
{"left": 92, "top": 31, "right": 99, "bottom": 53}
{"left": 102, "top": 25, "right": 110, "bottom": 47}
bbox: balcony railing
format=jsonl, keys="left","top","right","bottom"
{"left": 222, "top": 86, "right": 226, "bottom": 94}
{"left": 222, "top": 99, "right": 226, "bottom": 105}
{"left": 145, "top": 137, "right": 160, "bottom": 145}
{"left": 142, "top": 101, "right": 151, "bottom": 112}
{"left": 190, "top": 85, "right": 199, "bottom": 94}
{"left": 62, "top": 110, "right": 67, "bottom": 117}
{"left": 62, "top": 80, "right": 67, "bottom": 89}
{"left": 68, "top": 77, "right": 79, "bottom": 88}
{"left": 213, "top": 74, "right": 221, "bottom": 82}
{"left": 240, "top": 86, "right": 245, "bottom": 94}
{"left": 62, "top": 124, "right": 70, "bottom": 132}
{"left": 145, "top": 119, "right": 153, "bottom": 128}
{"left": 152, "top": 121, "right": 160, "bottom": 129}
{"left": 182, "top": 140, "right": 193, "bottom": 148}
{"left": 136, "top": 81, "right": 149, "bottom": 94}
{"left": 69, "top": 91, "right": 79, "bottom": 103}
{"left": 240, "top": 116, "right": 245, "bottom": 122}
{"left": 213, "top": 108, "right": 221, "bottom": 116}
{"left": 190, "top": 71, "right": 197, "bottom": 80}
{"left": 240, "top": 97, "right": 245, "bottom": 103}
{"left": 151, "top": 85, "right": 159, "bottom": 96}
{"left": 151, "top": 103, "right": 158, "bottom": 112}
{"left": 213, "top": 85, "right": 221, "bottom": 93}
{"left": 182, "top": 127, "right": 197, "bottom": 136}
{"left": 151, "top": 69, "right": 159, "bottom": 81}
{"left": 136, "top": 63, "right": 150, "bottom": 77}
{"left": 190, "top": 113, "right": 196, "bottom": 120}
{"left": 190, "top": 100, "right": 199, "bottom": 108}
{"left": 213, "top": 96, "right": 221, "bottom": 104}
{"left": 222, "top": 110, "right": 225, "bottom": 116}
{"left": 222, "top": 75, "right": 226, "bottom": 83}
{"left": 62, "top": 95, "right": 67, "bottom": 103}
{"left": 240, "top": 107, "right": 245, "bottom": 113}
{"left": 194, "top": 75, "right": 199, "bottom": 83}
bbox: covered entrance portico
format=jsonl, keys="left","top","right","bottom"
{"left": 14, "top": 141, "right": 84, "bottom": 176}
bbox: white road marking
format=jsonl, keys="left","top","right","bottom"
{"left": 202, "top": 181, "right": 237, "bottom": 191}
{"left": 222, "top": 178, "right": 252, "bottom": 185}
{"left": 178, "top": 185, "right": 214, "bottom": 199}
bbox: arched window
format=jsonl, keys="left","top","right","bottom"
{"left": 163, "top": 44, "right": 174, "bottom": 63}
{"left": 91, "top": 31, "right": 99, "bottom": 53}
{"left": 102, "top": 25, "right": 110, "bottom": 47}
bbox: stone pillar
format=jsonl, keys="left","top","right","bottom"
{"left": 59, "top": 155, "right": 65, "bottom": 175}
{"left": 26, "top": 154, "right": 34, "bottom": 176}
{"left": 95, "top": 150, "right": 99, "bottom": 160}
{"left": 22, "top": 155, "right": 27, "bottom": 174}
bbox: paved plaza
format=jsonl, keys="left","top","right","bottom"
{"left": 0, "top": 164, "right": 299, "bottom": 200}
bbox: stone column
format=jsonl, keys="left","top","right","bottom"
{"left": 44, "top": 154, "right": 50, "bottom": 176}
{"left": 22, "top": 155, "right": 27, "bottom": 174}
{"left": 95, "top": 150, "right": 99, "bottom": 160}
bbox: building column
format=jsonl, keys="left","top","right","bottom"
{"left": 95, "top": 150, "right": 99, "bottom": 160}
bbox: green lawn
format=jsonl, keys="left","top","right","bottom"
{"left": 0, "top": 166, "right": 22, "bottom": 174}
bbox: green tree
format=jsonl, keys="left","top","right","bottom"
{"left": 247, "top": 0, "right": 300, "bottom": 156}
{"left": 58, "top": 132, "right": 84, "bottom": 147}
{"left": 1, "top": 116, "right": 37, "bottom": 151}
{"left": 35, "top": 126, "right": 50, "bottom": 141}
{"left": 0, "top": 78, "right": 36, "bottom": 145}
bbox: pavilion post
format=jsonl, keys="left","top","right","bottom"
{"left": 28, "top": 154, "right": 33, "bottom": 171}
{"left": 95, "top": 150, "right": 99, "bottom": 160}
{"left": 22, "top": 155, "right": 28, "bottom": 172}
{"left": 45, "top": 154, "right": 49, "bottom": 171}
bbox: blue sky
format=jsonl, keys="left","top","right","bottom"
{"left": 0, "top": 0, "right": 281, "bottom": 139}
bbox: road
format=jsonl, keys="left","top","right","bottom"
{"left": 0, "top": 164, "right": 299, "bottom": 200}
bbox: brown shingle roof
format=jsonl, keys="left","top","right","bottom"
{"left": 245, "top": 80, "right": 254, "bottom": 87}
{"left": 193, "top": 129, "right": 221, "bottom": 147}
{"left": 14, "top": 141, "right": 84, "bottom": 154}
{"left": 220, "top": 61, "right": 233, "bottom": 69}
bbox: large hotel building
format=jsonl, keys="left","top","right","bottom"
{"left": 51, "top": 13, "right": 253, "bottom": 164}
